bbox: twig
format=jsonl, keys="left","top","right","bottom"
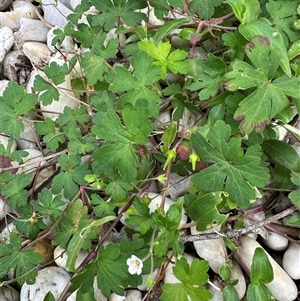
{"left": 179, "top": 206, "right": 298, "bottom": 243}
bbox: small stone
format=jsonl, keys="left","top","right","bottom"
{"left": 0, "top": 0, "right": 13, "bottom": 10}
{"left": 19, "top": 18, "right": 50, "bottom": 42}
{"left": 20, "top": 267, "right": 70, "bottom": 300}
{"left": 42, "top": 0, "right": 72, "bottom": 27}
{"left": 2, "top": 50, "right": 26, "bottom": 78}
{"left": 0, "top": 2, "right": 37, "bottom": 30}
{"left": 22, "top": 41, "right": 51, "bottom": 69}
{"left": 0, "top": 26, "right": 14, "bottom": 64}
{"left": 0, "top": 286, "right": 20, "bottom": 301}
{"left": 283, "top": 243, "right": 300, "bottom": 280}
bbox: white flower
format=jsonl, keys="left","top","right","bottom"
{"left": 126, "top": 255, "right": 143, "bottom": 275}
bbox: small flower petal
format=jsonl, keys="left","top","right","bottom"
{"left": 126, "top": 255, "right": 143, "bottom": 275}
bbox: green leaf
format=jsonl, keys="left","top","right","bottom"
{"left": 188, "top": 192, "right": 229, "bottom": 231}
{"left": 225, "top": 0, "right": 260, "bottom": 25}
{"left": 188, "top": 0, "right": 223, "bottom": 19}
{"left": 56, "top": 106, "right": 89, "bottom": 131}
{"left": 153, "top": 18, "right": 191, "bottom": 44}
{"left": 81, "top": 52, "right": 109, "bottom": 85}
{"left": 238, "top": 18, "right": 291, "bottom": 76}
{"left": 191, "top": 121, "right": 270, "bottom": 208}
{"left": 34, "top": 75, "right": 59, "bottom": 106}
{"left": 289, "top": 171, "right": 300, "bottom": 209}
{"left": 1, "top": 172, "right": 31, "bottom": 209}
{"left": 106, "top": 51, "right": 161, "bottom": 115}
{"left": 44, "top": 62, "right": 69, "bottom": 85}
{"left": 51, "top": 154, "right": 90, "bottom": 199}
{"left": 66, "top": 214, "right": 115, "bottom": 272}
{"left": 35, "top": 118, "right": 65, "bottom": 151}
{"left": 31, "top": 188, "right": 65, "bottom": 219}
{"left": 68, "top": 128, "right": 97, "bottom": 155}
{"left": 223, "top": 284, "right": 240, "bottom": 301}
{"left": 161, "top": 257, "right": 212, "bottom": 301}
{"left": 92, "top": 100, "right": 155, "bottom": 182}
{"left": 43, "top": 292, "right": 56, "bottom": 301}
{"left": 138, "top": 40, "right": 188, "bottom": 79}
{"left": 91, "top": 0, "right": 147, "bottom": 31}
{"left": 187, "top": 54, "right": 227, "bottom": 101}
{"left": 91, "top": 194, "right": 116, "bottom": 218}
{"left": 262, "top": 140, "right": 300, "bottom": 172}
{"left": 225, "top": 36, "right": 300, "bottom": 134}
{"left": 250, "top": 248, "right": 274, "bottom": 285}
{"left": 0, "top": 82, "right": 38, "bottom": 139}
{"left": 266, "top": 0, "right": 299, "bottom": 42}
{"left": 0, "top": 232, "right": 43, "bottom": 285}
{"left": 96, "top": 242, "right": 142, "bottom": 297}
{"left": 247, "top": 283, "right": 275, "bottom": 301}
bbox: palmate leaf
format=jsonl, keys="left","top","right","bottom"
{"left": 106, "top": 51, "right": 161, "bottom": 116}
{"left": 161, "top": 257, "right": 212, "bottom": 301}
{"left": 90, "top": 0, "right": 147, "bottom": 31}
{"left": 92, "top": 99, "right": 155, "bottom": 182}
{"left": 51, "top": 154, "right": 90, "bottom": 199}
{"left": 187, "top": 54, "right": 227, "bottom": 100}
{"left": 225, "top": 35, "right": 300, "bottom": 134}
{"left": 188, "top": 0, "right": 223, "bottom": 19}
{"left": 190, "top": 120, "right": 269, "bottom": 208}
{"left": 0, "top": 232, "right": 43, "bottom": 285}
{"left": 0, "top": 82, "right": 38, "bottom": 139}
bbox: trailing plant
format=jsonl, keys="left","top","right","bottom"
{"left": 0, "top": 0, "right": 300, "bottom": 300}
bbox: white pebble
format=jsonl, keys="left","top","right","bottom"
{"left": 0, "top": 26, "right": 14, "bottom": 64}
{"left": 0, "top": 285, "right": 20, "bottom": 301}
{"left": 23, "top": 41, "right": 51, "bottom": 69}
{"left": 0, "top": 0, "right": 13, "bottom": 10}
{"left": 0, "top": 2, "right": 37, "bottom": 31}
{"left": 261, "top": 231, "right": 289, "bottom": 251}
{"left": 19, "top": 18, "right": 50, "bottom": 42}
{"left": 191, "top": 225, "right": 227, "bottom": 274}
{"left": 283, "top": 243, "right": 300, "bottom": 280}
{"left": 20, "top": 267, "right": 70, "bottom": 300}
{"left": 42, "top": 0, "right": 72, "bottom": 27}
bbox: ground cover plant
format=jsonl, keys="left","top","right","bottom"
{"left": 0, "top": 0, "right": 300, "bottom": 300}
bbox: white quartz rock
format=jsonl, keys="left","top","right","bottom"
{"left": 283, "top": 243, "right": 300, "bottom": 280}
{"left": 0, "top": 2, "right": 37, "bottom": 30}
{"left": 20, "top": 267, "right": 70, "bottom": 301}
{"left": 0, "top": 198, "right": 8, "bottom": 220}
{"left": 23, "top": 41, "right": 51, "bottom": 69}
{"left": 234, "top": 236, "right": 298, "bottom": 301}
{"left": 0, "top": 0, "right": 13, "bottom": 10}
{"left": 19, "top": 18, "right": 50, "bottom": 42}
{"left": 261, "top": 231, "right": 289, "bottom": 251}
{"left": 125, "top": 289, "right": 142, "bottom": 301}
{"left": 0, "top": 26, "right": 14, "bottom": 64}
{"left": 14, "top": 148, "right": 54, "bottom": 185}
{"left": 54, "top": 245, "right": 88, "bottom": 270}
{"left": 17, "top": 118, "right": 38, "bottom": 150}
{"left": 0, "top": 285, "right": 20, "bottom": 301}
{"left": 191, "top": 225, "right": 227, "bottom": 274}
{"left": 167, "top": 173, "right": 192, "bottom": 200}
{"left": 207, "top": 280, "right": 223, "bottom": 301}
{"left": 231, "top": 259, "right": 246, "bottom": 300}
{"left": 0, "top": 223, "right": 17, "bottom": 241}
{"left": 42, "top": 0, "right": 72, "bottom": 27}
{"left": 2, "top": 50, "right": 25, "bottom": 78}
{"left": 108, "top": 289, "right": 142, "bottom": 301}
